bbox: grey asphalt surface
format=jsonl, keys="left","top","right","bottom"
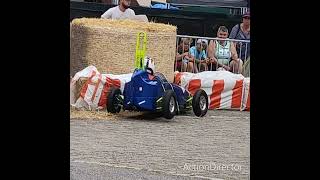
{"left": 70, "top": 110, "right": 250, "bottom": 180}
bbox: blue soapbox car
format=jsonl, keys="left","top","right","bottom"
{"left": 106, "top": 68, "right": 208, "bottom": 119}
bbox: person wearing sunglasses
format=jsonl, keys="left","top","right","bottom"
{"left": 229, "top": 11, "right": 250, "bottom": 62}
{"left": 207, "top": 26, "right": 243, "bottom": 73}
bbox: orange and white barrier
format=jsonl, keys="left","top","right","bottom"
{"left": 174, "top": 71, "right": 250, "bottom": 111}
{"left": 70, "top": 66, "right": 132, "bottom": 110}
{"left": 71, "top": 67, "right": 250, "bottom": 111}
{"left": 70, "top": 66, "right": 99, "bottom": 105}
{"left": 98, "top": 73, "right": 132, "bottom": 109}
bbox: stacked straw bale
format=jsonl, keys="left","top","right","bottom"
{"left": 70, "top": 18, "right": 177, "bottom": 82}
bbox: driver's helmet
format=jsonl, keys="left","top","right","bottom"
{"left": 144, "top": 56, "right": 155, "bottom": 75}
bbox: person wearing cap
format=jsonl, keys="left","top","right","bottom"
{"left": 207, "top": 26, "right": 243, "bottom": 73}
{"left": 229, "top": 11, "right": 250, "bottom": 61}
{"left": 101, "top": 0, "right": 135, "bottom": 20}
{"left": 188, "top": 39, "right": 209, "bottom": 72}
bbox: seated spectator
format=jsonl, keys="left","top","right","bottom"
{"left": 175, "top": 38, "right": 194, "bottom": 72}
{"left": 242, "top": 56, "right": 250, "bottom": 77}
{"left": 201, "top": 39, "right": 208, "bottom": 54}
{"left": 207, "top": 26, "right": 243, "bottom": 73}
{"left": 189, "top": 39, "right": 209, "bottom": 72}
{"left": 229, "top": 11, "right": 250, "bottom": 61}
{"left": 201, "top": 39, "right": 213, "bottom": 70}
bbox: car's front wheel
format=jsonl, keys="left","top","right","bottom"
{"left": 192, "top": 89, "right": 208, "bottom": 117}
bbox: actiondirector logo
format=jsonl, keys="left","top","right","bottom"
{"left": 183, "top": 162, "right": 242, "bottom": 172}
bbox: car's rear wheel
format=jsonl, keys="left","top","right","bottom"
{"left": 162, "top": 90, "right": 177, "bottom": 119}
{"left": 107, "top": 87, "right": 122, "bottom": 113}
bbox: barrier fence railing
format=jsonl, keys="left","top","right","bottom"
{"left": 175, "top": 35, "right": 250, "bottom": 77}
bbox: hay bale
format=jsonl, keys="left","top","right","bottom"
{"left": 70, "top": 18, "right": 177, "bottom": 82}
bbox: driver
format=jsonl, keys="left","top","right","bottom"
{"left": 144, "top": 56, "right": 156, "bottom": 80}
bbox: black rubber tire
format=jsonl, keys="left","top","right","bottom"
{"left": 192, "top": 89, "right": 208, "bottom": 117}
{"left": 162, "top": 90, "right": 177, "bottom": 119}
{"left": 107, "top": 87, "right": 122, "bottom": 113}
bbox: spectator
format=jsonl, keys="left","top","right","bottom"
{"left": 189, "top": 39, "right": 209, "bottom": 72}
{"left": 175, "top": 38, "right": 194, "bottom": 72}
{"left": 201, "top": 39, "right": 211, "bottom": 71}
{"left": 242, "top": 56, "right": 250, "bottom": 77}
{"left": 101, "top": 0, "right": 135, "bottom": 20}
{"left": 229, "top": 11, "right": 250, "bottom": 61}
{"left": 207, "top": 26, "right": 243, "bottom": 73}
{"left": 201, "top": 39, "right": 208, "bottom": 54}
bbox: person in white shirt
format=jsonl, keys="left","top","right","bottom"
{"left": 101, "top": 0, "right": 135, "bottom": 20}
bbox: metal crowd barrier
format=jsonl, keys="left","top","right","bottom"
{"left": 175, "top": 35, "right": 250, "bottom": 77}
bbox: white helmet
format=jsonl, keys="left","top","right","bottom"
{"left": 144, "top": 56, "right": 155, "bottom": 74}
